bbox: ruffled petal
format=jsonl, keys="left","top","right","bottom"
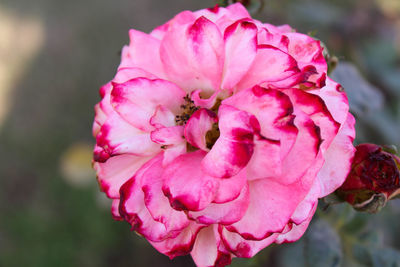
{"left": 245, "top": 137, "right": 282, "bottom": 180}
{"left": 264, "top": 23, "right": 294, "bottom": 34}
{"left": 93, "top": 101, "right": 108, "bottom": 136}
{"left": 150, "top": 222, "right": 205, "bottom": 259}
{"left": 94, "top": 154, "right": 151, "bottom": 198}
{"left": 162, "top": 143, "right": 187, "bottom": 166}
{"left": 93, "top": 67, "right": 158, "bottom": 138}
{"left": 184, "top": 108, "right": 218, "bottom": 150}
{"left": 150, "top": 105, "right": 176, "bottom": 128}
{"left": 119, "top": 30, "right": 166, "bottom": 78}
{"left": 225, "top": 3, "right": 251, "bottom": 18}
{"left": 162, "top": 150, "right": 219, "bottom": 211}
{"left": 188, "top": 182, "right": 250, "bottom": 225}
{"left": 285, "top": 32, "right": 327, "bottom": 74}
{"left": 191, "top": 89, "right": 220, "bottom": 109}
{"left": 191, "top": 225, "right": 232, "bottom": 267}
{"left": 220, "top": 226, "right": 277, "bottom": 258}
{"left": 119, "top": 178, "right": 172, "bottom": 242}
{"left": 276, "top": 111, "right": 322, "bottom": 184}
{"left": 223, "top": 85, "right": 296, "bottom": 144}
{"left": 193, "top": 5, "right": 230, "bottom": 22}
{"left": 141, "top": 154, "right": 190, "bottom": 233}
{"left": 316, "top": 113, "right": 356, "bottom": 196}
{"left": 289, "top": 177, "right": 320, "bottom": 225}
{"left": 150, "top": 126, "right": 185, "bottom": 145}
{"left": 275, "top": 204, "right": 317, "bottom": 244}
{"left": 202, "top": 105, "right": 258, "bottom": 178}
{"left": 221, "top": 20, "right": 257, "bottom": 91}
{"left": 192, "top": 3, "right": 251, "bottom": 34}
{"left": 160, "top": 16, "right": 224, "bottom": 95}
{"left": 113, "top": 67, "right": 158, "bottom": 83}
{"left": 111, "top": 199, "right": 123, "bottom": 221}
{"left": 111, "top": 78, "right": 186, "bottom": 131}
{"left": 284, "top": 89, "right": 340, "bottom": 153}
{"left": 236, "top": 45, "right": 299, "bottom": 92}
{"left": 95, "top": 112, "right": 159, "bottom": 159}
{"left": 309, "top": 78, "right": 350, "bottom": 124}
{"left": 223, "top": 86, "right": 298, "bottom": 178}
{"left": 257, "top": 28, "right": 289, "bottom": 53}
{"left": 226, "top": 177, "right": 313, "bottom": 240}
{"left": 213, "top": 168, "right": 247, "bottom": 203}
{"left": 150, "top": 21, "right": 170, "bottom": 40}
{"left": 261, "top": 65, "right": 319, "bottom": 89}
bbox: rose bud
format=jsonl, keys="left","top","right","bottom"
{"left": 337, "top": 143, "right": 400, "bottom": 213}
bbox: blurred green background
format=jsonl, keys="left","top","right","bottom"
{"left": 0, "top": 0, "right": 399, "bottom": 266}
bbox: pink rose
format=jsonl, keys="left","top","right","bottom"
{"left": 92, "top": 3, "right": 355, "bottom": 266}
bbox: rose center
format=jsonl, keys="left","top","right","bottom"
{"left": 176, "top": 95, "right": 222, "bottom": 150}
{"left": 175, "top": 95, "right": 199, "bottom": 125}
{"left": 205, "top": 123, "right": 220, "bottom": 149}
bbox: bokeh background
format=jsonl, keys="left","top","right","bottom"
{"left": 1, "top": 0, "right": 400, "bottom": 266}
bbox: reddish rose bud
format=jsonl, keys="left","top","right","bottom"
{"left": 337, "top": 143, "right": 400, "bottom": 213}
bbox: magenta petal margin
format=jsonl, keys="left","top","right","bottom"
{"left": 92, "top": 3, "right": 355, "bottom": 267}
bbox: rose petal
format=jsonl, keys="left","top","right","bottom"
{"left": 184, "top": 108, "right": 218, "bottom": 151}
{"left": 113, "top": 67, "right": 158, "bottom": 83}
{"left": 277, "top": 112, "right": 322, "bottom": 184}
{"left": 202, "top": 105, "right": 258, "bottom": 178}
{"left": 151, "top": 126, "right": 185, "bottom": 145}
{"left": 226, "top": 3, "right": 251, "bottom": 19}
{"left": 213, "top": 167, "right": 247, "bottom": 203}
{"left": 257, "top": 28, "right": 289, "bottom": 52}
{"left": 223, "top": 86, "right": 298, "bottom": 179}
{"left": 316, "top": 113, "right": 356, "bottom": 196}
{"left": 111, "top": 78, "right": 185, "bottom": 131}
{"left": 221, "top": 20, "right": 257, "bottom": 91}
{"left": 245, "top": 136, "right": 282, "bottom": 180}
{"left": 150, "top": 105, "right": 176, "bottom": 128}
{"left": 309, "top": 77, "right": 350, "bottom": 124}
{"left": 162, "top": 143, "right": 187, "bottom": 166}
{"left": 223, "top": 85, "right": 297, "bottom": 152}
{"left": 191, "top": 225, "right": 232, "bottom": 267}
{"left": 289, "top": 178, "right": 320, "bottom": 225}
{"left": 284, "top": 89, "right": 340, "bottom": 153}
{"left": 191, "top": 89, "right": 220, "bottom": 109}
{"left": 188, "top": 182, "right": 250, "bottom": 225}
{"left": 226, "top": 176, "right": 313, "bottom": 240}
{"left": 236, "top": 45, "right": 300, "bottom": 92}
{"left": 160, "top": 16, "right": 224, "bottom": 95}
{"left": 220, "top": 226, "right": 277, "bottom": 258}
{"left": 194, "top": 3, "right": 250, "bottom": 24}
{"left": 141, "top": 154, "right": 190, "bottom": 233}
{"left": 95, "top": 112, "right": 159, "bottom": 158}
{"left": 93, "top": 67, "right": 158, "bottom": 137}
{"left": 162, "top": 150, "right": 219, "bottom": 211}
{"left": 119, "top": 30, "right": 166, "bottom": 78}
{"left": 150, "top": 222, "right": 204, "bottom": 259}
{"left": 94, "top": 154, "right": 151, "bottom": 198}
{"left": 285, "top": 32, "right": 327, "bottom": 74}
{"left": 275, "top": 204, "right": 317, "bottom": 244}
{"left": 119, "top": 177, "right": 172, "bottom": 242}
{"left": 111, "top": 199, "right": 123, "bottom": 221}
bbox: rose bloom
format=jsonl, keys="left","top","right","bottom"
{"left": 92, "top": 3, "right": 355, "bottom": 266}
